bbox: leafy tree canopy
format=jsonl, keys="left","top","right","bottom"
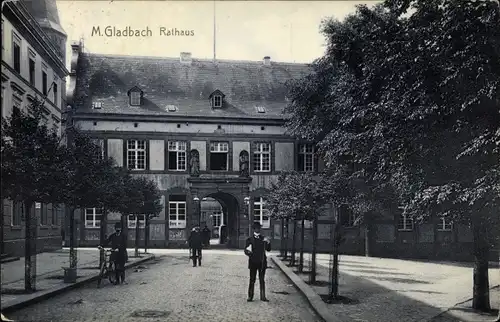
{"left": 284, "top": 0, "right": 500, "bottom": 231}
{"left": 1, "top": 98, "right": 68, "bottom": 205}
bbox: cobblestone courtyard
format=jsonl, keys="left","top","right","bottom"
{"left": 7, "top": 251, "right": 321, "bottom": 322}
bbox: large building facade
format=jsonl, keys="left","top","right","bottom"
{"left": 68, "top": 46, "right": 492, "bottom": 261}
{"left": 1, "top": 0, "right": 68, "bottom": 257}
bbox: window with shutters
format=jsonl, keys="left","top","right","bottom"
{"left": 167, "top": 141, "right": 187, "bottom": 171}
{"left": 298, "top": 144, "right": 316, "bottom": 172}
{"left": 209, "top": 142, "right": 229, "bottom": 171}
{"left": 127, "top": 140, "right": 146, "bottom": 170}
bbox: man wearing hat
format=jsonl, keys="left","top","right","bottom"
{"left": 244, "top": 222, "right": 271, "bottom": 302}
{"left": 100, "top": 222, "right": 128, "bottom": 284}
{"left": 188, "top": 226, "right": 203, "bottom": 267}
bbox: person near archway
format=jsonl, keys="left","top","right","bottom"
{"left": 188, "top": 226, "right": 203, "bottom": 267}
{"left": 244, "top": 222, "right": 271, "bottom": 302}
{"left": 202, "top": 224, "right": 211, "bottom": 247}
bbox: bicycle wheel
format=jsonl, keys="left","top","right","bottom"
{"left": 97, "top": 262, "right": 107, "bottom": 288}
{"left": 108, "top": 262, "right": 117, "bottom": 285}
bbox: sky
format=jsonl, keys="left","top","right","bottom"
{"left": 57, "top": 0, "right": 379, "bottom": 66}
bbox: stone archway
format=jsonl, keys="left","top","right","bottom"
{"left": 200, "top": 191, "right": 240, "bottom": 248}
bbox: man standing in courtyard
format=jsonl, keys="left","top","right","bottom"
{"left": 188, "top": 226, "right": 203, "bottom": 267}
{"left": 244, "top": 222, "right": 271, "bottom": 302}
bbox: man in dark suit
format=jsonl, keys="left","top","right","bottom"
{"left": 188, "top": 226, "right": 203, "bottom": 267}
{"left": 244, "top": 222, "right": 271, "bottom": 302}
{"left": 100, "top": 222, "right": 127, "bottom": 284}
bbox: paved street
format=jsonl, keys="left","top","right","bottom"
{"left": 7, "top": 250, "right": 321, "bottom": 322}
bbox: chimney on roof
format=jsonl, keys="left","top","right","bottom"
{"left": 263, "top": 56, "right": 271, "bottom": 66}
{"left": 180, "top": 52, "right": 192, "bottom": 64}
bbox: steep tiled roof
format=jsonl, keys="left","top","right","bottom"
{"left": 74, "top": 53, "right": 312, "bottom": 120}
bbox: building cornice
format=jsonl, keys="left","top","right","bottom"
{"left": 72, "top": 113, "right": 287, "bottom": 126}
{"left": 4, "top": 2, "right": 68, "bottom": 77}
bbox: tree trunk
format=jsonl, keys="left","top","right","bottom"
{"left": 0, "top": 200, "right": 4, "bottom": 255}
{"left": 24, "top": 200, "right": 36, "bottom": 292}
{"left": 290, "top": 220, "right": 297, "bottom": 266}
{"left": 298, "top": 218, "right": 305, "bottom": 273}
{"left": 144, "top": 215, "right": 149, "bottom": 253}
{"left": 330, "top": 220, "right": 340, "bottom": 300}
{"left": 284, "top": 218, "right": 289, "bottom": 260}
{"left": 121, "top": 215, "right": 128, "bottom": 262}
{"left": 280, "top": 218, "right": 285, "bottom": 257}
{"left": 135, "top": 216, "right": 140, "bottom": 257}
{"left": 472, "top": 223, "right": 491, "bottom": 311}
{"left": 310, "top": 218, "right": 318, "bottom": 284}
{"left": 99, "top": 208, "right": 107, "bottom": 267}
{"left": 364, "top": 216, "right": 371, "bottom": 257}
{"left": 69, "top": 208, "right": 77, "bottom": 269}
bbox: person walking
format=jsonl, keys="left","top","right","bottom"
{"left": 244, "top": 222, "right": 271, "bottom": 302}
{"left": 100, "top": 222, "right": 127, "bottom": 284}
{"left": 202, "top": 225, "right": 211, "bottom": 247}
{"left": 188, "top": 226, "right": 203, "bottom": 267}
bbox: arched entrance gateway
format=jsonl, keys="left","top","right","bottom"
{"left": 188, "top": 177, "right": 252, "bottom": 249}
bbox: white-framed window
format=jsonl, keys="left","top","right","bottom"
{"left": 253, "top": 197, "right": 270, "bottom": 229}
{"left": 212, "top": 210, "right": 222, "bottom": 227}
{"left": 252, "top": 142, "right": 271, "bottom": 172}
{"left": 128, "top": 214, "right": 145, "bottom": 229}
{"left": 169, "top": 196, "right": 186, "bottom": 229}
{"left": 209, "top": 141, "right": 229, "bottom": 171}
{"left": 127, "top": 140, "right": 146, "bottom": 170}
{"left": 85, "top": 208, "right": 102, "bottom": 228}
{"left": 92, "top": 139, "right": 105, "bottom": 159}
{"left": 12, "top": 32, "right": 21, "bottom": 73}
{"left": 298, "top": 144, "right": 316, "bottom": 172}
{"left": 212, "top": 95, "right": 222, "bottom": 108}
{"left": 130, "top": 91, "right": 141, "bottom": 106}
{"left": 437, "top": 216, "right": 453, "bottom": 231}
{"left": 167, "top": 141, "right": 187, "bottom": 171}
{"left": 398, "top": 214, "right": 414, "bottom": 231}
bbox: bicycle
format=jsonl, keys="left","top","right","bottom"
{"left": 97, "top": 246, "right": 118, "bottom": 288}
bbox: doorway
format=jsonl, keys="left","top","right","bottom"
{"left": 200, "top": 197, "right": 227, "bottom": 246}
{"left": 199, "top": 191, "right": 240, "bottom": 248}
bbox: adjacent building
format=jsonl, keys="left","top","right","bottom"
{"left": 66, "top": 46, "right": 488, "bottom": 261}
{"left": 1, "top": 0, "right": 68, "bottom": 258}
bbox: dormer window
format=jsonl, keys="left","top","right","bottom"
{"left": 213, "top": 95, "right": 222, "bottom": 108}
{"left": 209, "top": 89, "right": 225, "bottom": 109}
{"left": 131, "top": 92, "right": 140, "bottom": 106}
{"left": 92, "top": 102, "right": 102, "bottom": 109}
{"left": 127, "top": 86, "right": 143, "bottom": 106}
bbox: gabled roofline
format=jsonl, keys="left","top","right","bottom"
{"left": 72, "top": 112, "right": 287, "bottom": 126}
{"left": 82, "top": 52, "right": 312, "bottom": 67}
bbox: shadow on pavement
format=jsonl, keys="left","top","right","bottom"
{"left": 292, "top": 260, "right": 473, "bottom": 322}
{"left": 343, "top": 268, "right": 411, "bottom": 276}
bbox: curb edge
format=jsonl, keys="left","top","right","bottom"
{"left": 270, "top": 255, "right": 350, "bottom": 322}
{"left": 2, "top": 254, "right": 156, "bottom": 313}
